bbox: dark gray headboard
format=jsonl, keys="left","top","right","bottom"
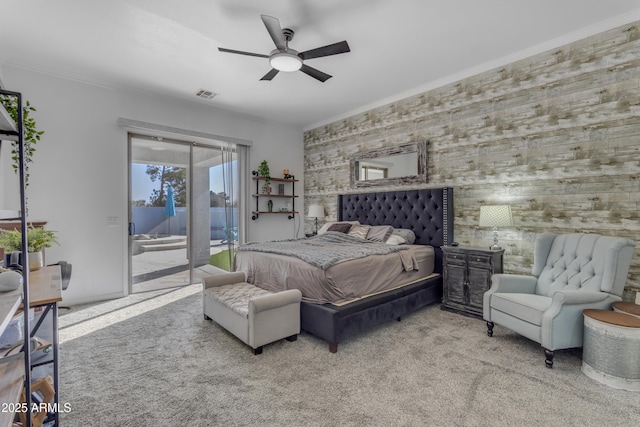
{"left": 338, "top": 188, "right": 454, "bottom": 272}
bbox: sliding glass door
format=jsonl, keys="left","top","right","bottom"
{"left": 128, "top": 134, "right": 242, "bottom": 293}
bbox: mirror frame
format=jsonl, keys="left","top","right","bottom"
{"left": 350, "top": 141, "right": 428, "bottom": 188}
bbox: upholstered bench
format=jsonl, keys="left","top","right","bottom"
{"left": 202, "top": 272, "right": 302, "bottom": 354}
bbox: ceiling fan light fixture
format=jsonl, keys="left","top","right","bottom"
{"left": 269, "top": 52, "right": 302, "bottom": 72}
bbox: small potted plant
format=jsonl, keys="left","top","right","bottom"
{"left": 0, "top": 95, "right": 44, "bottom": 187}
{"left": 257, "top": 160, "right": 271, "bottom": 194}
{"left": 0, "top": 225, "right": 59, "bottom": 271}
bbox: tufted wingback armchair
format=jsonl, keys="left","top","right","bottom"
{"left": 483, "top": 233, "right": 636, "bottom": 368}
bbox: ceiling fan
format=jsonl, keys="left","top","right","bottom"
{"left": 218, "top": 14, "right": 350, "bottom": 82}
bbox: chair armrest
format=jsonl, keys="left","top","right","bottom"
{"left": 249, "top": 289, "right": 302, "bottom": 315}
{"left": 541, "top": 290, "right": 621, "bottom": 350}
{"left": 488, "top": 274, "right": 537, "bottom": 294}
{"left": 202, "top": 272, "right": 246, "bottom": 290}
{"left": 551, "top": 290, "right": 612, "bottom": 305}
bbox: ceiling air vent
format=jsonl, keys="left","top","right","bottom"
{"left": 194, "top": 89, "right": 218, "bottom": 100}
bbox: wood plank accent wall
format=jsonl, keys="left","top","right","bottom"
{"left": 304, "top": 22, "right": 640, "bottom": 296}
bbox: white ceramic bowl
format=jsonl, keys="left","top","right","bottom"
{"left": 0, "top": 271, "right": 23, "bottom": 292}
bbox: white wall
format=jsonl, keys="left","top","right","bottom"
{"left": 2, "top": 65, "right": 303, "bottom": 305}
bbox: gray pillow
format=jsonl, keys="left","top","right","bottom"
{"left": 317, "top": 221, "right": 360, "bottom": 235}
{"left": 392, "top": 228, "right": 416, "bottom": 244}
{"left": 348, "top": 224, "right": 371, "bottom": 239}
{"left": 327, "top": 223, "right": 353, "bottom": 234}
{"left": 366, "top": 225, "right": 394, "bottom": 242}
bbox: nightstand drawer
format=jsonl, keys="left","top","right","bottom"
{"left": 445, "top": 253, "right": 466, "bottom": 266}
{"left": 468, "top": 254, "right": 493, "bottom": 269}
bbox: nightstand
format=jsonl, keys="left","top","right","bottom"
{"left": 441, "top": 245, "right": 504, "bottom": 318}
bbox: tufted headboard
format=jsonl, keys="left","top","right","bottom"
{"left": 338, "top": 188, "right": 454, "bottom": 272}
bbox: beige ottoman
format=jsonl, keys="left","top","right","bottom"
{"left": 203, "top": 272, "right": 301, "bottom": 354}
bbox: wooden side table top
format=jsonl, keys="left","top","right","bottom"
{"left": 29, "top": 265, "right": 62, "bottom": 306}
{"left": 583, "top": 309, "right": 640, "bottom": 328}
{"left": 612, "top": 301, "right": 640, "bottom": 317}
{"left": 16, "top": 265, "right": 62, "bottom": 308}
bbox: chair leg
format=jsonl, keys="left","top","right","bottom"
{"left": 486, "top": 321, "right": 494, "bottom": 337}
{"left": 544, "top": 349, "right": 554, "bottom": 368}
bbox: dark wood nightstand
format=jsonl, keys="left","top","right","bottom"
{"left": 441, "top": 245, "right": 504, "bottom": 318}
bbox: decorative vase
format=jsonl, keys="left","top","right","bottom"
{"left": 28, "top": 251, "right": 43, "bottom": 271}
{"left": 267, "top": 200, "right": 273, "bottom": 212}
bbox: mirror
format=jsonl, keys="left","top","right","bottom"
{"left": 350, "top": 141, "right": 428, "bottom": 188}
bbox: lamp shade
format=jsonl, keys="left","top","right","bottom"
{"left": 307, "top": 204, "right": 325, "bottom": 219}
{"left": 270, "top": 52, "right": 303, "bottom": 72}
{"left": 479, "top": 205, "right": 513, "bottom": 227}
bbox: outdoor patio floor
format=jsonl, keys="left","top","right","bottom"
{"left": 132, "top": 239, "right": 229, "bottom": 293}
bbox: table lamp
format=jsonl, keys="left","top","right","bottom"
{"left": 307, "top": 204, "right": 325, "bottom": 235}
{"left": 479, "top": 205, "right": 513, "bottom": 250}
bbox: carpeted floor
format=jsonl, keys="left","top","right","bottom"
{"left": 57, "top": 285, "right": 639, "bottom": 426}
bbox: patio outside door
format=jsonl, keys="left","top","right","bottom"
{"left": 128, "top": 134, "right": 237, "bottom": 293}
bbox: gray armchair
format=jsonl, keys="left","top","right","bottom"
{"left": 484, "top": 233, "right": 636, "bottom": 368}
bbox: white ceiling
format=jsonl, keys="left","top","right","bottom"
{"left": 1, "top": 0, "right": 640, "bottom": 129}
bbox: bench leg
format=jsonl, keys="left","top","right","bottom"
{"left": 285, "top": 334, "right": 297, "bottom": 342}
{"left": 253, "top": 346, "right": 263, "bottom": 355}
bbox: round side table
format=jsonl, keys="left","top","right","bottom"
{"left": 612, "top": 301, "right": 640, "bottom": 319}
{"left": 582, "top": 309, "right": 640, "bottom": 391}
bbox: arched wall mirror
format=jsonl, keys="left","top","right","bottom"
{"left": 350, "top": 141, "right": 428, "bottom": 188}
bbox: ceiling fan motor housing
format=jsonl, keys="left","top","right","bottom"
{"left": 282, "top": 28, "right": 295, "bottom": 43}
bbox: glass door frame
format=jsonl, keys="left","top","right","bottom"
{"left": 128, "top": 133, "right": 194, "bottom": 292}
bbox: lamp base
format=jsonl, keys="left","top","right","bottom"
{"left": 489, "top": 244, "right": 502, "bottom": 250}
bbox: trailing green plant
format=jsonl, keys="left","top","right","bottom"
{"left": 0, "top": 95, "right": 44, "bottom": 187}
{"left": 0, "top": 225, "right": 59, "bottom": 253}
{"left": 257, "top": 160, "right": 270, "bottom": 193}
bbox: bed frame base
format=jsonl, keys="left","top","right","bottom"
{"left": 301, "top": 274, "right": 443, "bottom": 352}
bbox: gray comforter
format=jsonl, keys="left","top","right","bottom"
{"left": 237, "top": 231, "right": 408, "bottom": 270}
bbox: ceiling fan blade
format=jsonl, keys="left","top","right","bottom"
{"left": 218, "top": 47, "right": 269, "bottom": 58}
{"left": 300, "top": 64, "right": 332, "bottom": 82}
{"left": 299, "top": 41, "right": 350, "bottom": 60}
{"left": 261, "top": 15, "right": 286, "bottom": 50}
{"left": 260, "top": 68, "right": 280, "bottom": 81}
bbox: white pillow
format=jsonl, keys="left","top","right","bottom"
{"left": 385, "top": 234, "right": 406, "bottom": 245}
{"left": 317, "top": 221, "right": 360, "bottom": 235}
{"left": 392, "top": 228, "right": 416, "bottom": 244}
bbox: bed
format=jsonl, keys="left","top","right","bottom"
{"left": 236, "top": 188, "right": 454, "bottom": 352}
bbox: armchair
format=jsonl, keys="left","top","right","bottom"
{"left": 484, "top": 233, "right": 636, "bottom": 368}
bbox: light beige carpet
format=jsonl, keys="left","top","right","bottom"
{"left": 58, "top": 285, "right": 639, "bottom": 426}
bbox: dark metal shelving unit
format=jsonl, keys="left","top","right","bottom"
{"left": 0, "top": 88, "right": 33, "bottom": 427}
{"left": 251, "top": 171, "right": 298, "bottom": 220}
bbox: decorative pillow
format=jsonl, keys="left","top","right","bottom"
{"left": 327, "top": 223, "right": 353, "bottom": 234}
{"left": 317, "top": 221, "right": 360, "bottom": 235}
{"left": 366, "top": 225, "right": 394, "bottom": 242}
{"left": 348, "top": 224, "right": 371, "bottom": 240}
{"left": 392, "top": 228, "right": 416, "bottom": 244}
{"left": 385, "top": 234, "right": 406, "bottom": 245}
